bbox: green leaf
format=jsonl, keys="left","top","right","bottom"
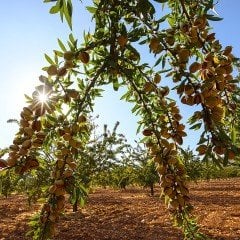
{"left": 65, "top": 0, "right": 73, "bottom": 29}
{"left": 131, "top": 104, "right": 140, "bottom": 114}
{"left": 154, "top": 0, "right": 168, "bottom": 3}
{"left": 59, "top": 0, "right": 73, "bottom": 30}
{"left": 162, "top": 55, "right": 166, "bottom": 69}
{"left": 113, "top": 79, "right": 119, "bottom": 91}
{"left": 154, "top": 55, "right": 162, "bottom": 67}
{"left": 167, "top": 16, "right": 175, "bottom": 27}
{"left": 219, "top": 128, "right": 231, "bottom": 142}
{"left": 79, "top": 197, "right": 85, "bottom": 207}
{"left": 198, "top": 137, "right": 207, "bottom": 145}
{"left": 157, "top": 14, "right": 170, "bottom": 23}
{"left": 158, "top": 68, "right": 171, "bottom": 73}
{"left": 189, "top": 123, "right": 202, "bottom": 130}
{"left": 120, "top": 91, "right": 130, "bottom": 101}
{"left": 139, "top": 39, "right": 148, "bottom": 45}
{"left": 137, "top": 0, "right": 155, "bottom": 17}
{"left": 79, "top": 184, "right": 88, "bottom": 196}
{"left": 67, "top": 0, "right": 72, "bottom": 17}
{"left": 64, "top": 13, "right": 72, "bottom": 30}
{"left": 126, "top": 45, "right": 140, "bottom": 60}
{"left": 54, "top": 52, "right": 59, "bottom": 64}
{"left": 57, "top": 38, "right": 67, "bottom": 51}
{"left": 7, "top": 119, "right": 19, "bottom": 124}
{"left": 86, "top": 6, "right": 97, "bottom": 14}
{"left": 44, "top": 54, "right": 55, "bottom": 64}
{"left": 37, "top": 198, "right": 46, "bottom": 203}
{"left": 206, "top": 14, "right": 223, "bottom": 21}
{"left": 231, "top": 127, "right": 236, "bottom": 144}
{"left": 54, "top": 50, "right": 64, "bottom": 57}
{"left": 24, "top": 94, "right": 33, "bottom": 102}
{"left": 44, "top": 0, "right": 57, "bottom": 2}
{"left": 223, "top": 150, "right": 229, "bottom": 166}
{"left": 60, "top": 7, "right": 64, "bottom": 22}
{"left": 59, "top": 0, "right": 64, "bottom": 8}
{"left": 46, "top": 114, "right": 57, "bottom": 123}
{"left": 69, "top": 33, "right": 75, "bottom": 44}
{"left": 49, "top": 5, "right": 60, "bottom": 14}
{"left": 0, "top": 169, "right": 7, "bottom": 177}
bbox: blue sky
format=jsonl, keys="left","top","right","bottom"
{"left": 0, "top": 0, "right": 240, "bottom": 150}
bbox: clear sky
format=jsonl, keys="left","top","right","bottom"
{"left": 0, "top": 0, "right": 240, "bottom": 150}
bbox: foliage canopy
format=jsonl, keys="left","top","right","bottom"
{"left": 1, "top": 0, "right": 240, "bottom": 239}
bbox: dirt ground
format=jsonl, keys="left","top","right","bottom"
{"left": 0, "top": 178, "right": 240, "bottom": 240}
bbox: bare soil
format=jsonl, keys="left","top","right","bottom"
{"left": 0, "top": 178, "right": 240, "bottom": 240}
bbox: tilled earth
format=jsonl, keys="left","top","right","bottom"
{"left": 0, "top": 178, "right": 240, "bottom": 240}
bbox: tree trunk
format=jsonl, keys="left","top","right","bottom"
{"left": 150, "top": 183, "right": 154, "bottom": 196}
{"left": 73, "top": 201, "right": 78, "bottom": 212}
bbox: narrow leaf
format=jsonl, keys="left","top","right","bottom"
{"left": 206, "top": 14, "right": 223, "bottom": 21}
{"left": 49, "top": 5, "right": 60, "bottom": 14}
{"left": 57, "top": 38, "right": 67, "bottom": 51}
{"left": 86, "top": 6, "right": 97, "bottom": 14}
{"left": 44, "top": 54, "right": 55, "bottom": 64}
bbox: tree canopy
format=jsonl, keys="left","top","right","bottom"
{"left": 0, "top": 0, "right": 240, "bottom": 239}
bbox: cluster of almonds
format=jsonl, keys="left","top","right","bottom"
{"left": 27, "top": 47, "right": 90, "bottom": 237}
{"left": 160, "top": 102, "right": 186, "bottom": 146}
{"left": 179, "top": 47, "right": 236, "bottom": 157}
{"left": 142, "top": 72, "right": 187, "bottom": 147}
{"left": 180, "top": 15, "right": 209, "bottom": 49}
{"left": 124, "top": 33, "right": 188, "bottom": 212}
{"left": 141, "top": 74, "right": 189, "bottom": 212}
{"left": 57, "top": 116, "right": 87, "bottom": 151}
{"left": 6, "top": 106, "right": 45, "bottom": 173}
{"left": 138, "top": 8, "right": 239, "bottom": 226}
{"left": 146, "top": 139, "right": 190, "bottom": 211}
{"left": 148, "top": 12, "right": 237, "bottom": 159}
{"left": 143, "top": 101, "right": 186, "bottom": 146}
{"left": 149, "top": 15, "right": 208, "bottom": 57}
{"left": 40, "top": 194, "right": 65, "bottom": 237}
{"left": 47, "top": 50, "right": 90, "bottom": 77}
{"left": 176, "top": 15, "right": 236, "bottom": 119}
{"left": 178, "top": 46, "right": 234, "bottom": 111}
{"left": 39, "top": 115, "right": 88, "bottom": 236}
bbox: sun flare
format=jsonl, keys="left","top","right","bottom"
{"left": 38, "top": 93, "right": 48, "bottom": 103}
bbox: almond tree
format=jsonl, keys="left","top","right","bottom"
{"left": 0, "top": 0, "right": 239, "bottom": 239}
